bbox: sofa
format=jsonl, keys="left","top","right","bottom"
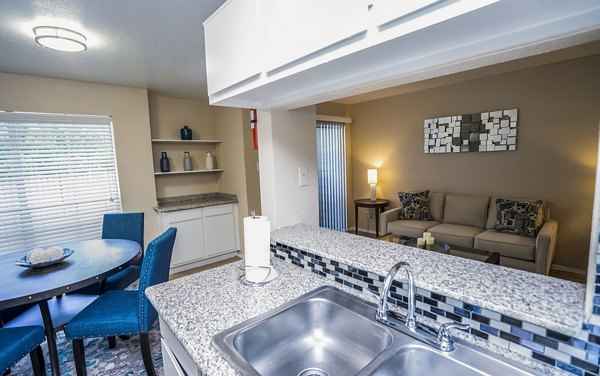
{"left": 379, "top": 193, "right": 558, "bottom": 275}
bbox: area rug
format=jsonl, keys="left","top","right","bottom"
{"left": 9, "top": 324, "right": 164, "bottom": 376}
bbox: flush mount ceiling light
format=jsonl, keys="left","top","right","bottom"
{"left": 33, "top": 26, "right": 87, "bottom": 52}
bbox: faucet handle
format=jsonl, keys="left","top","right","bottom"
{"left": 437, "top": 322, "right": 470, "bottom": 351}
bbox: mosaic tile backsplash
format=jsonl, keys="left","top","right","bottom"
{"left": 424, "top": 108, "right": 518, "bottom": 154}
{"left": 272, "top": 242, "right": 600, "bottom": 376}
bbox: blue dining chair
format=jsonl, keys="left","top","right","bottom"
{"left": 0, "top": 326, "right": 46, "bottom": 376}
{"left": 65, "top": 227, "right": 177, "bottom": 376}
{"left": 75, "top": 212, "right": 145, "bottom": 295}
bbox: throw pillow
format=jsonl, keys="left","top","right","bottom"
{"left": 494, "top": 199, "right": 544, "bottom": 236}
{"left": 397, "top": 191, "right": 431, "bottom": 221}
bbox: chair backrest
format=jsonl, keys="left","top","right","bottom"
{"left": 102, "top": 212, "right": 144, "bottom": 266}
{"left": 136, "top": 227, "right": 177, "bottom": 333}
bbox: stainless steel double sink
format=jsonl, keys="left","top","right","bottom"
{"left": 212, "top": 286, "right": 541, "bottom": 376}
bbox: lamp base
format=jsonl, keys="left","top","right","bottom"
{"left": 370, "top": 184, "right": 376, "bottom": 201}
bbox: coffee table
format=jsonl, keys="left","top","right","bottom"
{"left": 378, "top": 233, "right": 500, "bottom": 264}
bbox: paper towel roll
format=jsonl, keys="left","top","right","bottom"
{"left": 243, "top": 215, "right": 270, "bottom": 267}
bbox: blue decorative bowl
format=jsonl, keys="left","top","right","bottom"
{"left": 15, "top": 248, "right": 75, "bottom": 268}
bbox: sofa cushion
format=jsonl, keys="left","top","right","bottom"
{"left": 428, "top": 223, "right": 484, "bottom": 248}
{"left": 387, "top": 220, "right": 441, "bottom": 239}
{"left": 486, "top": 197, "right": 546, "bottom": 231}
{"left": 442, "top": 194, "right": 489, "bottom": 228}
{"left": 475, "top": 230, "right": 535, "bottom": 261}
{"left": 428, "top": 192, "right": 446, "bottom": 222}
{"left": 494, "top": 199, "right": 544, "bottom": 236}
{"left": 397, "top": 191, "right": 431, "bottom": 220}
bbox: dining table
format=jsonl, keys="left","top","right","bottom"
{"left": 0, "top": 239, "right": 141, "bottom": 376}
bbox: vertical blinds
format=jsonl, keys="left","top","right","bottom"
{"left": 0, "top": 112, "right": 122, "bottom": 254}
{"left": 317, "top": 121, "right": 347, "bottom": 231}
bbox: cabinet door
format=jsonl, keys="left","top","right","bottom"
{"left": 161, "top": 339, "right": 186, "bottom": 376}
{"left": 203, "top": 205, "right": 236, "bottom": 257}
{"left": 167, "top": 214, "right": 206, "bottom": 267}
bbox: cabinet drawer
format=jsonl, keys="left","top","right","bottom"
{"left": 166, "top": 207, "right": 204, "bottom": 223}
{"left": 203, "top": 203, "right": 233, "bottom": 217}
{"left": 161, "top": 338, "right": 186, "bottom": 376}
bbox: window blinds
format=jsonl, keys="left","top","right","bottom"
{"left": 0, "top": 112, "right": 122, "bottom": 254}
{"left": 317, "top": 121, "right": 347, "bottom": 231}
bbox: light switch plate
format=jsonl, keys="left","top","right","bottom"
{"left": 298, "top": 166, "right": 308, "bottom": 187}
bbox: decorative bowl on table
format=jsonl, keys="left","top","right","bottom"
{"left": 15, "top": 247, "right": 74, "bottom": 268}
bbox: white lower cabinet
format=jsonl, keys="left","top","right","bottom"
{"left": 160, "top": 317, "right": 201, "bottom": 376}
{"left": 159, "top": 203, "right": 239, "bottom": 273}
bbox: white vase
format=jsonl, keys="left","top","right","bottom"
{"left": 205, "top": 152, "right": 214, "bottom": 170}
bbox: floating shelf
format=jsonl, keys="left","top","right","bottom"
{"left": 154, "top": 169, "right": 224, "bottom": 176}
{"left": 151, "top": 139, "right": 221, "bottom": 144}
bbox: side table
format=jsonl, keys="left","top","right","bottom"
{"left": 354, "top": 198, "right": 390, "bottom": 238}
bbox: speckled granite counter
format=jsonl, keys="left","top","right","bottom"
{"left": 146, "top": 260, "right": 566, "bottom": 376}
{"left": 271, "top": 224, "right": 585, "bottom": 335}
{"left": 153, "top": 192, "right": 238, "bottom": 213}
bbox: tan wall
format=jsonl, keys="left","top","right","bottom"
{"left": 348, "top": 55, "right": 600, "bottom": 270}
{"left": 0, "top": 72, "right": 159, "bottom": 243}
{"left": 148, "top": 95, "right": 220, "bottom": 198}
{"left": 241, "top": 110, "right": 262, "bottom": 215}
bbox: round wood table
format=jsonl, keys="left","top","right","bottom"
{"left": 0, "top": 239, "right": 141, "bottom": 376}
{"left": 354, "top": 198, "right": 390, "bottom": 238}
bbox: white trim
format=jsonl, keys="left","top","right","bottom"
{"left": 550, "top": 264, "right": 587, "bottom": 276}
{"left": 316, "top": 114, "right": 352, "bottom": 124}
{"left": 0, "top": 111, "right": 112, "bottom": 125}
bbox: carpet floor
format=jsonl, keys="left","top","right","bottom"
{"left": 9, "top": 324, "right": 164, "bottom": 376}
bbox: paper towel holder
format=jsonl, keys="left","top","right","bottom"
{"left": 238, "top": 261, "right": 278, "bottom": 287}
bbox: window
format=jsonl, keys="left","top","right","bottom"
{"left": 316, "top": 120, "right": 347, "bottom": 231}
{"left": 0, "top": 111, "right": 122, "bottom": 254}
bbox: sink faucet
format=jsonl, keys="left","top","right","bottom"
{"left": 376, "top": 261, "right": 416, "bottom": 330}
{"left": 437, "top": 322, "right": 470, "bottom": 351}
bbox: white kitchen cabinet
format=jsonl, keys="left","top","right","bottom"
{"left": 158, "top": 203, "right": 239, "bottom": 274}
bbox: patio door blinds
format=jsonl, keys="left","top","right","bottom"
{"left": 0, "top": 112, "right": 122, "bottom": 254}
{"left": 317, "top": 121, "right": 347, "bottom": 231}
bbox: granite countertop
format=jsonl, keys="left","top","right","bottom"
{"left": 146, "top": 260, "right": 567, "bottom": 376}
{"left": 153, "top": 192, "right": 238, "bottom": 213}
{"left": 270, "top": 224, "right": 585, "bottom": 335}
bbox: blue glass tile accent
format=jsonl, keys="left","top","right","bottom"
{"left": 572, "top": 338, "right": 587, "bottom": 350}
{"left": 510, "top": 326, "right": 534, "bottom": 341}
{"left": 463, "top": 303, "right": 481, "bottom": 314}
{"left": 470, "top": 328, "right": 488, "bottom": 340}
{"left": 480, "top": 324, "right": 500, "bottom": 337}
{"left": 431, "top": 307, "right": 445, "bottom": 316}
{"left": 593, "top": 306, "right": 600, "bottom": 315}
{"left": 593, "top": 325, "right": 600, "bottom": 335}
{"left": 532, "top": 352, "right": 556, "bottom": 366}
{"left": 454, "top": 307, "right": 471, "bottom": 318}
{"left": 556, "top": 361, "right": 584, "bottom": 376}
{"left": 571, "top": 357, "right": 600, "bottom": 374}
{"left": 445, "top": 312, "right": 462, "bottom": 322}
{"left": 585, "top": 352, "right": 599, "bottom": 365}
{"left": 547, "top": 329, "right": 573, "bottom": 343}
{"left": 501, "top": 315, "right": 523, "bottom": 328}
{"left": 586, "top": 342, "right": 600, "bottom": 355}
{"left": 521, "top": 339, "right": 544, "bottom": 353}
{"left": 594, "top": 296, "right": 600, "bottom": 305}
{"left": 589, "top": 334, "right": 600, "bottom": 346}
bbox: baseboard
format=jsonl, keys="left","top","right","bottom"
{"left": 550, "top": 264, "right": 587, "bottom": 276}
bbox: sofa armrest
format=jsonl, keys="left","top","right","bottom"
{"left": 380, "top": 207, "right": 402, "bottom": 235}
{"left": 535, "top": 219, "right": 559, "bottom": 275}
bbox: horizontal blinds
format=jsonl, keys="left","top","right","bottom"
{"left": 0, "top": 112, "right": 122, "bottom": 254}
{"left": 317, "top": 121, "right": 347, "bottom": 231}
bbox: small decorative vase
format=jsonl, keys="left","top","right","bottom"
{"left": 205, "top": 152, "right": 214, "bottom": 170}
{"left": 160, "top": 152, "right": 170, "bottom": 172}
{"left": 183, "top": 151, "right": 193, "bottom": 171}
{"left": 180, "top": 125, "right": 192, "bottom": 140}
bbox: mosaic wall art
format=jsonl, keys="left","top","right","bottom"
{"left": 424, "top": 109, "right": 518, "bottom": 154}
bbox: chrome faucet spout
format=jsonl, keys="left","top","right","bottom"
{"left": 376, "top": 261, "right": 416, "bottom": 330}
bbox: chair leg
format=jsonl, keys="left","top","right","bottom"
{"left": 29, "top": 345, "right": 46, "bottom": 376}
{"left": 108, "top": 336, "right": 116, "bottom": 349}
{"left": 140, "top": 333, "right": 156, "bottom": 376}
{"left": 72, "top": 339, "right": 87, "bottom": 376}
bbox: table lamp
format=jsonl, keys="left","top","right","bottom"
{"left": 368, "top": 169, "right": 378, "bottom": 201}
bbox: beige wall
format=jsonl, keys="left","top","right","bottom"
{"left": 0, "top": 72, "right": 159, "bottom": 242}
{"left": 348, "top": 55, "right": 600, "bottom": 270}
{"left": 148, "top": 94, "right": 220, "bottom": 197}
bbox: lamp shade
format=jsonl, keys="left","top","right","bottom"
{"left": 367, "top": 169, "right": 378, "bottom": 184}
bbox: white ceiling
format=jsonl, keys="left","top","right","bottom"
{"left": 0, "top": 0, "right": 226, "bottom": 99}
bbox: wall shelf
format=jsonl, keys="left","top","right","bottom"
{"left": 152, "top": 139, "right": 221, "bottom": 144}
{"left": 154, "top": 169, "right": 224, "bottom": 176}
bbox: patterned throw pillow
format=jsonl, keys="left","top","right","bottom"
{"left": 494, "top": 199, "right": 544, "bottom": 236}
{"left": 397, "top": 191, "right": 431, "bottom": 221}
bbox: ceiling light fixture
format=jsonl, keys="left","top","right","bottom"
{"left": 33, "top": 26, "right": 87, "bottom": 52}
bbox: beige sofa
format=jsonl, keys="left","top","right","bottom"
{"left": 380, "top": 193, "right": 558, "bottom": 275}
